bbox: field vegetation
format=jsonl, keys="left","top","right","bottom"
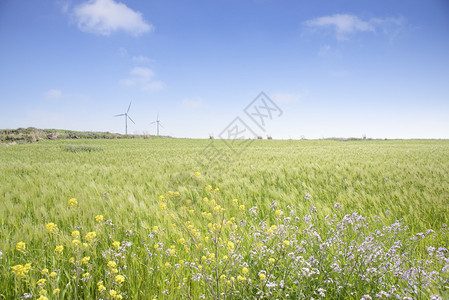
{"left": 0, "top": 139, "right": 448, "bottom": 299}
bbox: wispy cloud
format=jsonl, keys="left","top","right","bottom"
{"left": 304, "top": 14, "right": 404, "bottom": 41}
{"left": 72, "top": 0, "right": 153, "bottom": 36}
{"left": 182, "top": 98, "right": 203, "bottom": 108}
{"left": 118, "top": 47, "right": 128, "bottom": 57}
{"left": 132, "top": 55, "right": 153, "bottom": 63}
{"left": 272, "top": 93, "right": 301, "bottom": 104}
{"left": 44, "top": 89, "right": 62, "bottom": 100}
{"left": 56, "top": 0, "right": 71, "bottom": 14}
{"left": 120, "top": 67, "right": 165, "bottom": 91}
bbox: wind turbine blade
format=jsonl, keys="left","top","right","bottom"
{"left": 127, "top": 101, "right": 132, "bottom": 113}
{"left": 150, "top": 121, "right": 156, "bottom": 125}
{"left": 128, "top": 115, "right": 136, "bottom": 124}
{"left": 113, "top": 114, "right": 125, "bottom": 117}
{"left": 159, "top": 123, "right": 165, "bottom": 129}
{"left": 157, "top": 113, "right": 159, "bottom": 121}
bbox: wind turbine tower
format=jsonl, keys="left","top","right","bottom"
{"left": 113, "top": 101, "right": 135, "bottom": 135}
{"left": 150, "top": 114, "right": 164, "bottom": 136}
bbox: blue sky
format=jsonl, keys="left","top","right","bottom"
{"left": 1, "top": 0, "right": 448, "bottom": 139}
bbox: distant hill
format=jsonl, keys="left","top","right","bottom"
{"left": 0, "top": 127, "right": 166, "bottom": 143}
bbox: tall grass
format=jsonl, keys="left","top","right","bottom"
{"left": 0, "top": 139, "right": 448, "bottom": 298}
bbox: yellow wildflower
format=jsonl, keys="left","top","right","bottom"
{"left": 194, "top": 171, "right": 200, "bottom": 178}
{"left": 67, "top": 198, "right": 78, "bottom": 206}
{"left": 174, "top": 191, "right": 180, "bottom": 197}
{"left": 82, "top": 272, "right": 90, "bottom": 278}
{"left": 53, "top": 289, "right": 60, "bottom": 295}
{"left": 275, "top": 210, "right": 281, "bottom": 216}
{"left": 108, "top": 261, "right": 117, "bottom": 268}
{"left": 269, "top": 258, "right": 275, "bottom": 264}
{"left": 11, "top": 263, "right": 31, "bottom": 277}
{"left": 165, "top": 262, "right": 171, "bottom": 268}
{"left": 159, "top": 203, "right": 167, "bottom": 211}
{"left": 111, "top": 268, "right": 118, "bottom": 273}
{"left": 112, "top": 241, "right": 120, "bottom": 249}
{"left": 16, "top": 242, "right": 26, "bottom": 253}
{"left": 81, "top": 256, "right": 90, "bottom": 265}
{"left": 206, "top": 185, "right": 212, "bottom": 192}
{"left": 238, "top": 205, "right": 245, "bottom": 211}
{"left": 222, "top": 255, "right": 228, "bottom": 261}
{"left": 158, "top": 195, "right": 165, "bottom": 201}
{"left": 115, "top": 275, "right": 125, "bottom": 284}
{"left": 45, "top": 222, "right": 57, "bottom": 233}
{"left": 166, "top": 191, "right": 173, "bottom": 197}
{"left": 169, "top": 249, "right": 176, "bottom": 256}
{"left": 37, "top": 296, "right": 48, "bottom": 300}
{"left": 152, "top": 226, "right": 158, "bottom": 232}
{"left": 72, "top": 239, "right": 80, "bottom": 246}
{"left": 283, "top": 240, "right": 290, "bottom": 247}
{"left": 98, "top": 284, "right": 106, "bottom": 292}
{"left": 37, "top": 278, "right": 47, "bottom": 285}
{"left": 83, "top": 243, "right": 88, "bottom": 248}
{"left": 203, "top": 197, "right": 208, "bottom": 203}
{"left": 237, "top": 275, "right": 246, "bottom": 282}
{"left": 242, "top": 267, "right": 249, "bottom": 275}
{"left": 69, "top": 257, "right": 75, "bottom": 264}
{"left": 232, "top": 198, "right": 238, "bottom": 204}
{"left": 85, "top": 232, "right": 96, "bottom": 242}
{"left": 110, "top": 290, "right": 117, "bottom": 297}
{"left": 41, "top": 268, "right": 48, "bottom": 274}
{"left": 178, "top": 238, "right": 186, "bottom": 244}
{"left": 71, "top": 230, "right": 80, "bottom": 238}
{"left": 214, "top": 188, "right": 219, "bottom": 193}
{"left": 55, "top": 245, "right": 63, "bottom": 253}
{"left": 227, "top": 241, "right": 235, "bottom": 251}
{"left": 259, "top": 273, "right": 266, "bottom": 280}
{"left": 95, "top": 215, "right": 104, "bottom": 222}
{"left": 50, "top": 272, "right": 57, "bottom": 278}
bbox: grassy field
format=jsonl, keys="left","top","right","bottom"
{"left": 1, "top": 139, "right": 448, "bottom": 299}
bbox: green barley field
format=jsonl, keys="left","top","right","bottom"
{"left": 1, "top": 139, "right": 448, "bottom": 299}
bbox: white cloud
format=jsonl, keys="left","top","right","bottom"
{"left": 73, "top": 0, "right": 153, "bottom": 36}
{"left": 120, "top": 67, "right": 165, "bottom": 91}
{"left": 272, "top": 93, "right": 301, "bottom": 104}
{"left": 131, "top": 67, "right": 154, "bottom": 78}
{"left": 318, "top": 45, "right": 334, "bottom": 57}
{"left": 56, "top": 0, "right": 71, "bottom": 14}
{"left": 118, "top": 47, "right": 128, "bottom": 57}
{"left": 132, "top": 55, "right": 152, "bottom": 63}
{"left": 182, "top": 98, "right": 203, "bottom": 108}
{"left": 304, "top": 14, "right": 404, "bottom": 41}
{"left": 44, "top": 89, "right": 62, "bottom": 100}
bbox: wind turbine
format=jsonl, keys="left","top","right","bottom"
{"left": 113, "top": 101, "right": 135, "bottom": 135}
{"left": 150, "top": 113, "right": 164, "bottom": 136}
